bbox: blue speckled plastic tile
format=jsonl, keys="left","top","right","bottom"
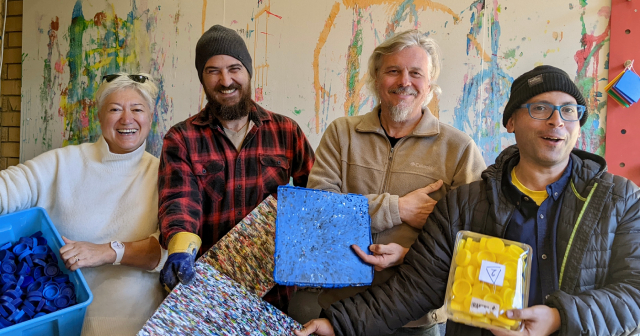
{"left": 274, "top": 186, "right": 373, "bottom": 287}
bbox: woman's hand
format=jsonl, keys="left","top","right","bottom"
{"left": 59, "top": 236, "right": 116, "bottom": 271}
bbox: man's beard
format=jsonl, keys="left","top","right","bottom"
{"left": 385, "top": 86, "right": 418, "bottom": 123}
{"left": 388, "top": 103, "right": 413, "bottom": 122}
{"left": 206, "top": 82, "right": 253, "bottom": 121}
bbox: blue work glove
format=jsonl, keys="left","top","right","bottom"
{"left": 160, "top": 232, "right": 201, "bottom": 292}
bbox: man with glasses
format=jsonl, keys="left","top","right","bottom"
{"left": 296, "top": 65, "right": 640, "bottom": 336}
{"left": 157, "top": 25, "right": 315, "bottom": 312}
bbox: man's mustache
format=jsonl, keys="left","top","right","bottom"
{"left": 215, "top": 83, "right": 243, "bottom": 92}
{"left": 389, "top": 87, "right": 417, "bottom": 96}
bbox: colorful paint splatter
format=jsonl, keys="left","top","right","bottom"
{"left": 138, "top": 263, "right": 302, "bottom": 336}
{"left": 454, "top": 0, "right": 514, "bottom": 164}
{"left": 573, "top": 2, "right": 610, "bottom": 155}
{"left": 199, "top": 195, "right": 277, "bottom": 298}
{"left": 38, "top": 0, "right": 176, "bottom": 157}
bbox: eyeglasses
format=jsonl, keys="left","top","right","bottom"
{"left": 101, "top": 74, "right": 149, "bottom": 83}
{"left": 520, "top": 102, "right": 585, "bottom": 122}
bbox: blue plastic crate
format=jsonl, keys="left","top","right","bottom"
{"left": 0, "top": 207, "right": 93, "bottom": 336}
{"left": 274, "top": 186, "right": 373, "bottom": 287}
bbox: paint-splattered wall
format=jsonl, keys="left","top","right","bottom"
{"left": 21, "top": 0, "right": 610, "bottom": 164}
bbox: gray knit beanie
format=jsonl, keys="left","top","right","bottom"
{"left": 195, "top": 25, "right": 253, "bottom": 83}
{"left": 503, "top": 65, "right": 588, "bottom": 127}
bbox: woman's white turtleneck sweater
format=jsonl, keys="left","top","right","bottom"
{"left": 0, "top": 136, "right": 166, "bottom": 335}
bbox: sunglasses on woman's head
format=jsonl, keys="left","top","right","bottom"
{"left": 102, "top": 74, "right": 148, "bottom": 83}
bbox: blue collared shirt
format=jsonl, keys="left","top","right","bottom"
{"left": 502, "top": 157, "right": 572, "bottom": 306}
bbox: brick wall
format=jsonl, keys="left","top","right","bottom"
{"left": 0, "top": 0, "right": 22, "bottom": 169}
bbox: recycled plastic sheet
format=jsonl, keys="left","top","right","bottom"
{"left": 138, "top": 262, "right": 302, "bottom": 336}
{"left": 274, "top": 186, "right": 373, "bottom": 287}
{"left": 199, "top": 195, "right": 277, "bottom": 297}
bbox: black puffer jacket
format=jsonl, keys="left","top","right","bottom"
{"left": 325, "top": 146, "right": 640, "bottom": 336}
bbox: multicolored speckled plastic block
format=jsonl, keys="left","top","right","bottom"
{"left": 199, "top": 195, "right": 277, "bottom": 297}
{"left": 274, "top": 186, "right": 373, "bottom": 287}
{"left": 138, "top": 263, "right": 302, "bottom": 336}
{"left": 139, "top": 197, "right": 287, "bottom": 335}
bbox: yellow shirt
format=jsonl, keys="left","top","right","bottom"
{"left": 511, "top": 168, "right": 548, "bottom": 206}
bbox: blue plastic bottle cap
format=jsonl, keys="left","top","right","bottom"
{"left": 42, "top": 304, "right": 56, "bottom": 313}
{"left": 24, "top": 255, "right": 34, "bottom": 268}
{"left": 0, "top": 296, "right": 12, "bottom": 304}
{"left": 47, "top": 252, "right": 58, "bottom": 263}
{"left": 1, "top": 274, "right": 16, "bottom": 285}
{"left": 33, "top": 258, "right": 47, "bottom": 267}
{"left": 30, "top": 231, "right": 43, "bottom": 238}
{"left": 0, "top": 282, "right": 14, "bottom": 293}
{"left": 10, "top": 298, "right": 21, "bottom": 308}
{"left": 36, "top": 298, "right": 45, "bottom": 312}
{"left": 32, "top": 246, "right": 47, "bottom": 255}
{"left": 1, "top": 260, "right": 16, "bottom": 274}
{"left": 27, "top": 280, "right": 43, "bottom": 293}
{"left": 43, "top": 284, "right": 60, "bottom": 300}
{"left": 53, "top": 274, "right": 69, "bottom": 283}
{"left": 44, "top": 263, "right": 59, "bottom": 277}
{"left": 33, "top": 266, "right": 45, "bottom": 279}
{"left": 22, "top": 305, "right": 35, "bottom": 318}
{"left": 17, "top": 262, "right": 31, "bottom": 276}
{"left": 7, "top": 309, "right": 24, "bottom": 322}
{"left": 0, "top": 304, "right": 8, "bottom": 318}
{"left": 53, "top": 295, "right": 70, "bottom": 308}
{"left": 17, "top": 250, "right": 32, "bottom": 262}
{"left": 22, "top": 300, "right": 35, "bottom": 312}
{"left": 5, "top": 289, "right": 21, "bottom": 300}
{"left": 0, "top": 316, "right": 11, "bottom": 327}
{"left": 27, "top": 292, "right": 43, "bottom": 302}
{"left": 1, "top": 302, "right": 16, "bottom": 314}
{"left": 0, "top": 243, "right": 11, "bottom": 251}
{"left": 12, "top": 243, "right": 28, "bottom": 255}
{"left": 0, "top": 250, "right": 14, "bottom": 262}
{"left": 35, "top": 237, "right": 47, "bottom": 246}
{"left": 20, "top": 276, "right": 34, "bottom": 289}
{"left": 33, "top": 312, "right": 46, "bottom": 318}
{"left": 60, "top": 285, "right": 74, "bottom": 298}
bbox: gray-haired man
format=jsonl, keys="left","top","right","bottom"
{"left": 299, "top": 29, "right": 486, "bottom": 335}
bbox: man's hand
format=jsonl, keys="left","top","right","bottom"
{"left": 489, "top": 305, "right": 561, "bottom": 336}
{"left": 352, "top": 243, "right": 409, "bottom": 271}
{"left": 294, "top": 318, "right": 335, "bottom": 336}
{"left": 160, "top": 252, "right": 196, "bottom": 291}
{"left": 398, "top": 180, "right": 443, "bottom": 229}
{"left": 160, "top": 232, "right": 201, "bottom": 292}
{"left": 59, "top": 236, "right": 115, "bottom": 271}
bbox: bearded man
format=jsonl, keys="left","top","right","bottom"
{"left": 158, "top": 25, "right": 315, "bottom": 312}
{"left": 293, "top": 29, "right": 487, "bottom": 335}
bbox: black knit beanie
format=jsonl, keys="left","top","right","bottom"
{"left": 502, "top": 65, "right": 588, "bottom": 127}
{"left": 195, "top": 25, "right": 253, "bottom": 83}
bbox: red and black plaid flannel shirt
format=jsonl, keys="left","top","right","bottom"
{"left": 158, "top": 102, "right": 315, "bottom": 311}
